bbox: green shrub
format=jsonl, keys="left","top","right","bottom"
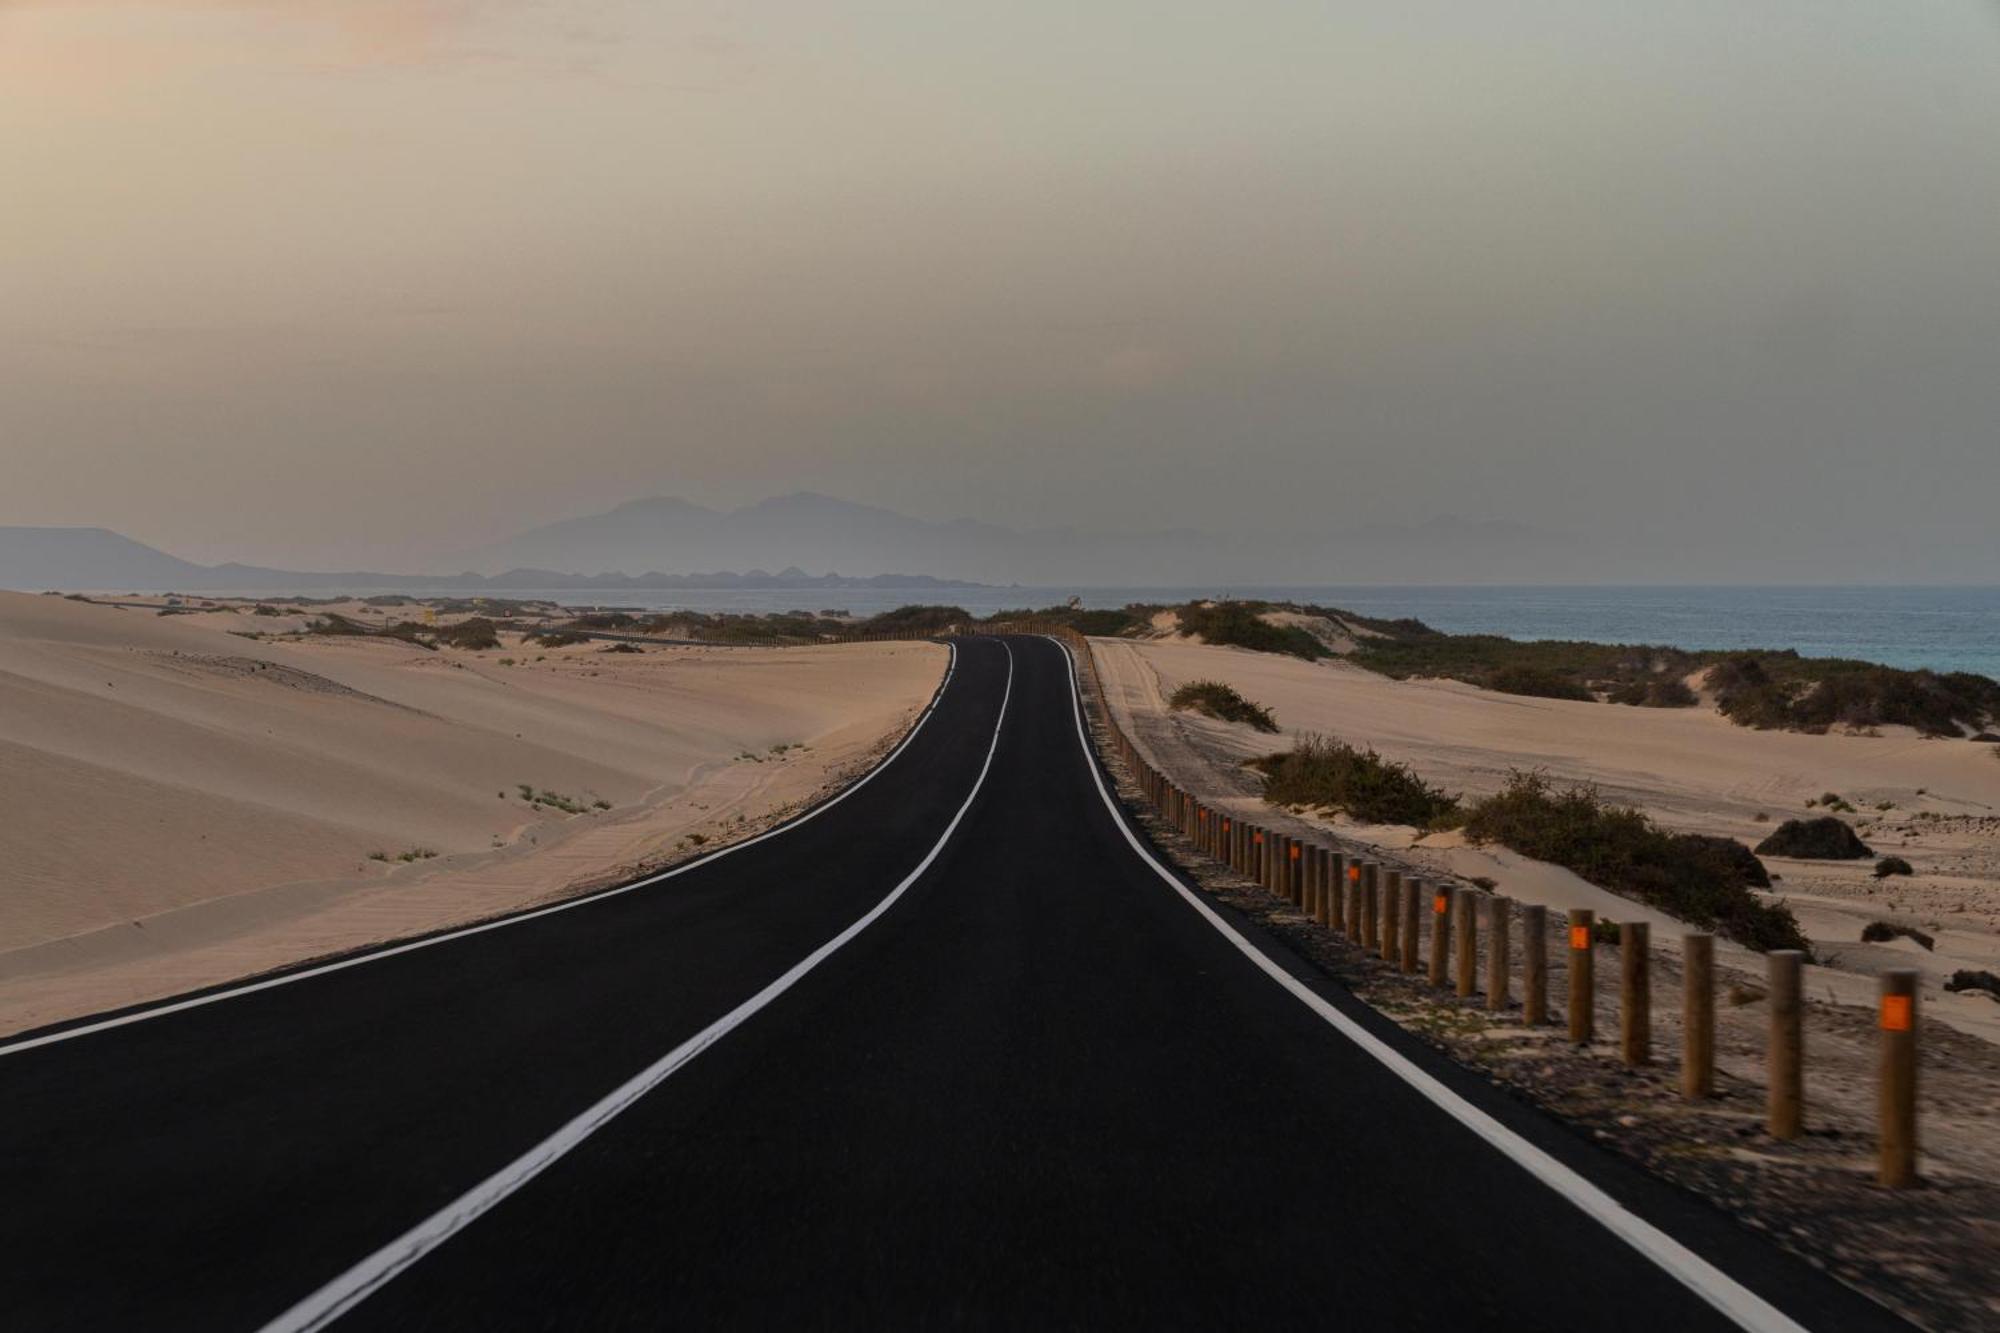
{"left": 434, "top": 618, "right": 501, "bottom": 651}
{"left": 1461, "top": 771, "right": 1805, "bottom": 952}
{"left": 1608, "top": 677, "right": 1699, "bottom": 708}
{"left": 1873, "top": 856, "right": 1914, "bottom": 879}
{"left": 856, "top": 605, "right": 972, "bottom": 636}
{"left": 1711, "top": 654, "right": 1999, "bottom": 737}
{"left": 1256, "top": 736, "right": 1461, "bottom": 828}
{"left": 1487, "top": 666, "right": 1593, "bottom": 701}
{"left": 1176, "top": 603, "right": 1326, "bottom": 660}
{"left": 1168, "top": 680, "right": 1278, "bottom": 732}
{"left": 528, "top": 629, "right": 591, "bottom": 647}
{"left": 1069, "top": 608, "right": 1141, "bottom": 636}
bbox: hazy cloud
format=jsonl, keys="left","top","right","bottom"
{"left": 4, "top": 2, "right": 1999, "bottom": 579}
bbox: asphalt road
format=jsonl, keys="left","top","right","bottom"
{"left": 0, "top": 636, "right": 1908, "bottom": 1331}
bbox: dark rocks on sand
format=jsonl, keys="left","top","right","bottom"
{"left": 1944, "top": 970, "right": 2000, "bottom": 1000}
{"left": 1754, "top": 816, "right": 1873, "bottom": 860}
{"left": 1671, "top": 834, "right": 1772, "bottom": 889}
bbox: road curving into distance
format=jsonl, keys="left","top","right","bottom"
{"left": 0, "top": 636, "right": 1908, "bottom": 1331}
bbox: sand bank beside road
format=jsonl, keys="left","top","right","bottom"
{"left": 0, "top": 591, "right": 944, "bottom": 1035}
{"left": 1091, "top": 636, "right": 2000, "bottom": 1044}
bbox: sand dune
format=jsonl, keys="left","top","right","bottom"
{"left": 1092, "top": 636, "right": 2000, "bottom": 1042}
{"left": 0, "top": 592, "right": 944, "bottom": 1034}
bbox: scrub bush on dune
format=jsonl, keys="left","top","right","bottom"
{"left": 1168, "top": 680, "right": 1278, "bottom": 732}
{"left": 1255, "top": 735, "right": 1461, "bottom": 829}
{"left": 1462, "top": 771, "right": 1806, "bottom": 953}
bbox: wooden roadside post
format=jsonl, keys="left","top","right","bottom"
{"left": 1342, "top": 861, "right": 1360, "bottom": 937}
{"left": 1364, "top": 863, "right": 1381, "bottom": 951}
{"left": 1400, "top": 877, "right": 1420, "bottom": 973}
{"left": 1768, "top": 950, "right": 1805, "bottom": 1140}
{"left": 1621, "top": 921, "right": 1650, "bottom": 1066}
{"left": 1522, "top": 905, "right": 1547, "bottom": 1025}
{"left": 1290, "top": 839, "right": 1304, "bottom": 908}
{"left": 1568, "top": 909, "right": 1595, "bottom": 1044}
{"left": 1485, "top": 896, "right": 1510, "bottom": 1012}
{"left": 1683, "top": 934, "right": 1714, "bottom": 1099}
{"left": 1316, "top": 850, "right": 1335, "bottom": 927}
{"left": 1454, "top": 888, "right": 1478, "bottom": 999}
{"left": 1381, "top": 870, "right": 1402, "bottom": 962}
{"left": 1428, "top": 883, "right": 1451, "bottom": 986}
{"left": 1879, "top": 969, "right": 1918, "bottom": 1188}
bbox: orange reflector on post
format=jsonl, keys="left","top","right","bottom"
{"left": 1291, "top": 845, "right": 1300, "bottom": 861}
{"left": 1433, "top": 893, "right": 1449, "bottom": 915}
{"left": 1347, "top": 865, "right": 1361, "bottom": 882}
{"left": 1881, "top": 995, "right": 1913, "bottom": 1032}
{"left": 1255, "top": 832, "right": 1264, "bottom": 844}
{"left": 1570, "top": 925, "right": 1592, "bottom": 950}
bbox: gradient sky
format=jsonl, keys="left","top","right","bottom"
{"left": 5, "top": 1, "right": 2000, "bottom": 577}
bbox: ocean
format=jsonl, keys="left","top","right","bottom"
{"left": 445, "top": 583, "right": 2000, "bottom": 681}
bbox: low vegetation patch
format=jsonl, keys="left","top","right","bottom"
{"left": 1175, "top": 602, "right": 1327, "bottom": 660}
{"left": 1168, "top": 680, "right": 1278, "bottom": 732}
{"left": 1708, "top": 654, "right": 2000, "bottom": 737}
{"left": 1608, "top": 677, "right": 1699, "bottom": 708}
{"left": 1487, "top": 666, "right": 1594, "bottom": 701}
{"left": 1754, "top": 816, "right": 1873, "bottom": 860}
{"left": 1873, "top": 856, "right": 1914, "bottom": 879}
{"left": 433, "top": 618, "right": 502, "bottom": 651}
{"left": 854, "top": 604, "right": 972, "bottom": 637}
{"left": 516, "top": 784, "right": 589, "bottom": 815}
{"left": 1861, "top": 920, "right": 1934, "bottom": 951}
{"left": 1256, "top": 735, "right": 1461, "bottom": 828}
{"left": 1461, "top": 771, "right": 1806, "bottom": 952}
{"left": 527, "top": 629, "right": 590, "bottom": 647}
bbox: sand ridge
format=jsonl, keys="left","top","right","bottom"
{"left": 0, "top": 591, "right": 945, "bottom": 1035}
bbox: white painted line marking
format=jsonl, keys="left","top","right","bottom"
{"left": 1049, "top": 637, "right": 1810, "bottom": 1333}
{"left": 0, "top": 643, "right": 960, "bottom": 1059}
{"left": 258, "top": 641, "right": 1015, "bottom": 1332}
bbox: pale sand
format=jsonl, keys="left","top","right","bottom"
{"left": 0, "top": 592, "right": 944, "bottom": 1035}
{"left": 1092, "top": 636, "right": 2000, "bottom": 1044}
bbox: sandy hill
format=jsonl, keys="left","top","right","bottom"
{"left": 0, "top": 592, "right": 943, "bottom": 1033}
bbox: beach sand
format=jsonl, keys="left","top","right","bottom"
{"left": 0, "top": 591, "right": 944, "bottom": 1036}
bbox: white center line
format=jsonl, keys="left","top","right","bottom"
{"left": 259, "top": 639, "right": 1015, "bottom": 1332}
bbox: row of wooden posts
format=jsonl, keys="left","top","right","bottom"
{"left": 1022, "top": 625, "right": 1924, "bottom": 1191}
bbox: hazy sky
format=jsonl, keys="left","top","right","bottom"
{"left": 6, "top": 1, "right": 2000, "bottom": 577}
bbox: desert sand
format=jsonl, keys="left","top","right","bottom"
{"left": 0, "top": 591, "right": 944, "bottom": 1035}
{"left": 1091, "top": 635, "right": 2000, "bottom": 1044}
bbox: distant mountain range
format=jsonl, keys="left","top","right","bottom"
{"left": 458, "top": 492, "right": 1578, "bottom": 585}
{"left": 0, "top": 526, "right": 981, "bottom": 594}
{"left": 1, "top": 492, "right": 1582, "bottom": 592}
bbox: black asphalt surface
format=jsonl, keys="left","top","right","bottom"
{"left": 0, "top": 636, "right": 1907, "bottom": 1331}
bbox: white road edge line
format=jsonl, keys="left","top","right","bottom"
{"left": 1050, "top": 637, "right": 1811, "bottom": 1333}
{"left": 0, "top": 642, "right": 963, "bottom": 1059}
{"left": 257, "top": 640, "right": 1015, "bottom": 1333}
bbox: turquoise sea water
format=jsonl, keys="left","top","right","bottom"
{"left": 444, "top": 583, "right": 2000, "bottom": 680}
